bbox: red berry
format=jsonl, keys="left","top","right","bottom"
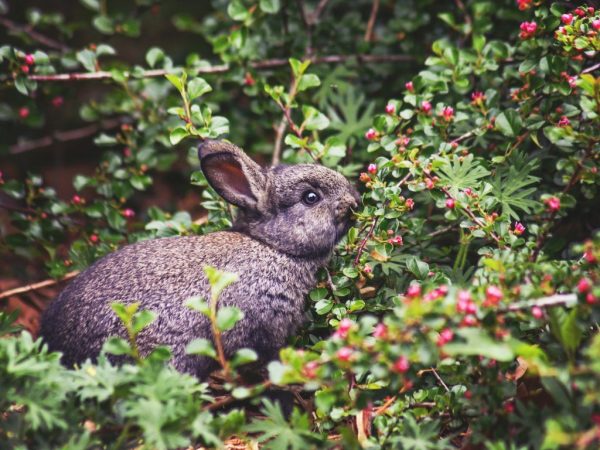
{"left": 561, "top": 14, "right": 573, "bottom": 25}
{"left": 365, "top": 128, "right": 377, "bottom": 140}
{"left": 406, "top": 284, "right": 421, "bottom": 298}
{"left": 367, "top": 163, "right": 377, "bottom": 174}
{"left": 243, "top": 72, "right": 255, "bottom": 86}
{"left": 445, "top": 198, "right": 455, "bottom": 209}
{"left": 593, "top": 19, "right": 600, "bottom": 31}
{"left": 337, "top": 346, "right": 353, "bottom": 361}
{"left": 18, "top": 107, "right": 30, "bottom": 119}
{"left": 20, "top": 65, "right": 30, "bottom": 74}
{"left": 545, "top": 196, "right": 561, "bottom": 212}
{"left": 373, "top": 323, "right": 388, "bottom": 338}
{"left": 485, "top": 286, "right": 503, "bottom": 305}
{"left": 24, "top": 54, "right": 35, "bottom": 65}
{"left": 558, "top": 116, "right": 570, "bottom": 127}
{"left": 437, "top": 328, "right": 454, "bottom": 346}
{"left": 303, "top": 361, "right": 319, "bottom": 378}
{"left": 405, "top": 81, "right": 414, "bottom": 92}
{"left": 392, "top": 356, "right": 410, "bottom": 373}
{"left": 586, "top": 293, "right": 597, "bottom": 305}
{"left": 385, "top": 104, "right": 396, "bottom": 115}
{"left": 574, "top": 8, "right": 585, "bottom": 17}
{"left": 52, "top": 96, "right": 64, "bottom": 108}
{"left": 334, "top": 318, "right": 353, "bottom": 339}
{"left": 513, "top": 222, "right": 526, "bottom": 235}
{"left": 578, "top": 278, "right": 591, "bottom": 294}
{"left": 90, "top": 234, "right": 99, "bottom": 243}
{"left": 584, "top": 250, "right": 597, "bottom": 264}
{"left": 464, "top": 390, "right": 472, "bottom": 399}
{"left": 122, "top": 208, "right": 135, "bottom": 218}
{"left": 421, "top": 101, "right": 432, "bottom": 113}
{"left": 405, "top": 198, "right": 414, "bottom": 210}
{"left": 441, "top": 106, "right": 454, "bottom": 121}
{"left": 531, "top": 306, "right": 543, "bottom": 319}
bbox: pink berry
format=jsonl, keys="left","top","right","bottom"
{"left": 519, "top": 21, "right": 537, "bottom": 39}
{"left": 437, "top": 328, "right": 454, "bottom": 346}
{"left": 405, "top": 198, "right": 414, "bottom": 210}
{"left": 367, "top": 163, "right": 377, "bottom": 174}
{"left": 593, "top": 19, "right": 600, "bottom": 31}
{"left": 574, "top": 8, "right": 585, "bottom": 17}
{"left": 72, "top": 194, "right": 83, "bottom": 204}
{"left": 364, "top": 264, "right": 372, "bottom": 274}
{"left": 441, "top": 106, "right": 454, "bottom": 121}
{"left": 578, "top": 278, "right": 591, "bottom": 293}
{"left": 335, "top": 318, "right": 354, "bottom": 339}
{"left": 461, "top": 315, "right": 477, "bottom": 327}
{"left": 532, "top": 306, "right": 543, "bottom": 319}
{"left": 513, "top": 222, "right": 526, "bottom": 235}
{"left": 20, "top": 64, "right": 29, "bottom": 74}
{"left": 24, "top": 54, "right": 35, "bottom": 65}
{"left": 90, "top": 234, "right": 99, "bottom": 244}
{"left": 122, "top": 208, "right": 135, "bottom": 218}
{"left": 385, "top": 104, "right": 396, "bottom": 115}
{"left": 561, "top": 14, "right": 573, "bottom": 25}
{"left": 303, "top": 361, "right": 319, "bottom": 378}
{"left": 18, "top": 107, "right": 30, "bottom": 119}
{"left": 52, "top": 96, "right": 64, "bottom": 108}
{"left": 486, "top": 286, "right": 503, "bottom": 305}
{"left": 584, "top": 250, "right": 597, "bottom": 264}
{"left": 421, "top": 101, "right": 432, "bottom": 113}
{"left": 365, "top": 128, "right": 377, "bottom": 140}
{"left": 546, "top": 196, "right": 561, "bottom": 212}
{"left": 586, "top": 293, "right": 597, "bottom": 304}
{"left": 373, "top": 323, "right": 388, "bottom": 338}
{"left": 392, "top": 356, "right": 410, "bottom": 373}
{"left": 558, "top": 116, "right": 570, "bottom": 127}
{"left": 445, "top": 198, "right": 455, "bottom": 209}
{"left": 405, "top": 81, "right": 414, "bottom": 92}
{"left": 406, "top": 284, "right": 421, "bottom": 298}
{"left": 337, "top": 346, "right": 353, "bottom": 361}
{"left": 471, "top": 91, "right": 485, "bottom": 104}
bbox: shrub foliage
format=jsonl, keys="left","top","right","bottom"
{"left": 1, "top": 0, "right": 600, "bottom": 448}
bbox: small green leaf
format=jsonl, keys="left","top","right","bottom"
{"left": 204, "top": 266, "right": 238, "bottom": 300}
{"left": 131, "top": 310, "right": 156, "bottom": 334}
{"left": 187, "top": 77, "right": 212, "bottom": 100}
{"left": 297, "top": 73, "right": 321, "bottom": 92}
{"left": 146, "top": 47, "right": 164, "bottom": 68}
{"left": 302, "top": 105, "right": 330, "bottom": 131}
{"left": 186, "top": 338, "right": 217, "bottom": 358}
{"left": 165, "top": 73, "right": 184, "bottom": 93}
{"left": 216, "top": 306, "right": 244, "bottom": 331}
{"left": 103, "top": 337, "right": 131, "bottom": 356}
{"left": 259, "top": 0, "right": 280, "bottom": 14}
{"left": 185, "top": 297, "right": 211, "bottom": 317}
{"left": 170, "top": 126, "right": 189, "bottom": 145}
{"left": 495, "top": 110, "right": 523, "bottom": 137}
{"left": 231, "top": 348, "right": 258, "bottom": 367}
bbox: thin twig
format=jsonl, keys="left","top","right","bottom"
{"left": 0, "top": 17, "right": 70, "bottom": 51}
{"left": 454, "top": 0, "right": 473, "bottom": 38}
{"left": 582, "top": 62, "right": 600, "bottom": 74}
{"left": 272, "top": 119, "right": 288, "bottom": 165}
{"left": 0, "top": 271, "right": 79, "bottom": 300}
{"left": 430, "top": 367, "right": 450, "bottom": 393}
{"left": 364, "top": 0, "right": 381, "bottom": 42}
{"left": 23, "top": 54, "right": 414, "bottom": 82}
{"left": 9, "top": 117, "right": 124, "bottom": 154}
{"left": 311, "top": 0, "right": 331, "bottom": 23}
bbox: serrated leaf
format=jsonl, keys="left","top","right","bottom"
{"left": 436, "top": 154, "right": 490, "bottom": 197}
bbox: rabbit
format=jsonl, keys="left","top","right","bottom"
{"left": 40, "top": 139, "right": 360, "bottom": 379}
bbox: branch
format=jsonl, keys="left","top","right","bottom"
{"left": 0, "top": 271, "right": 79, "bottom": 300}
{"left": 310, "top": 0, "right": 331, "bottom": 23}
{"left": 24, "top": 54, "right": 414, "bottom": 82}
{"left": 364, "top": 0, "right": 381, "bottom": 42}
{"left": 582, "top": 62, "right": 600, "bottom": 74}
{"left": 9, "top": 117, "right": 124, "bottom": 154}
{"left": 272, "top": 119, "right": 288, "bottom": 165}
{"left": 501, "top": 294, "right": 577, "bottom": 312}
{"left": 0, "top": 17, "right": 70, "bottom": 51}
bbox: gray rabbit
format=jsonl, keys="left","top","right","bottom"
{"left": 40, "top": 139, "right": 360, "bottom": 379}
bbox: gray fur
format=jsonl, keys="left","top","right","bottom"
{"left": 40, "top": 139, "right": 360, "bottom": 379}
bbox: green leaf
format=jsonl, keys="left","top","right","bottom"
{"left": 204, "top": 266, "right": 238, "bottom": 300}
{"left": 259, "top": 0, "right": 280, "bottom": 14}
{"left": 302, "top": 105, "right": 330, "bottom": 131}
{"left": 406, "top": 256, "right": 430, "bottom": 279}
{"left": 495, "top": 110, "right": 523, "bottom": 137}
{"left": 297, "top": 73, "right": 321, "bottom": 92}
{"left": 76, "top": 49, "right": 97, "bottom": 72}
{"left": 103, "top": 337, "right": 131, "bottom": 356}
{"left": 80, "top": 0, "right": 100, "bottom": 11}
{"left": 185, "top": 297, "right": 211, "bottom": 317}
{"left": 187, "top": 77, "right": 212, "bottom": 100}
{"left": 170, "top": 126, "right": 189, "bottom": 145}
{"left": 443, "top": 328, "right": 515, "bottom": 361}
{"left": 228, "top": 0, "right": 249, "bottom": 21}
{"left": 131, "top": 310, "right": 156, "bottom": 334}
{"left": 145, "top": 47, "right": 164, "bottom": 68}
{"left": 231, "top": 348, "right": 258, "bottom": 367}
{"left": 216, "top": 306, "right": 244, "bottom": 331}
{"left": 436, "top": 154, "right": 490, "bottom": 197}
{"left": 186, "top": 338, "right": 217, "bottom": 358}
{"left": 165, "top": 73, "right": 184, "bottom": 93}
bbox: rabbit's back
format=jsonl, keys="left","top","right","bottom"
{"left": 41, "top": 231, "right": 321, "bottom": 378}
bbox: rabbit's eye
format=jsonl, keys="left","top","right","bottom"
{"left": 302, "top": 190, "right": 321, "bottom": 206}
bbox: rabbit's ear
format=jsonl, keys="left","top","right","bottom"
{"left": 199, "top": 140, "right": 267, "bottom": 211}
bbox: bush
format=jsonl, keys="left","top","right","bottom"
{"left": 1, "top": 0, "right": 599, "bottom": 448}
